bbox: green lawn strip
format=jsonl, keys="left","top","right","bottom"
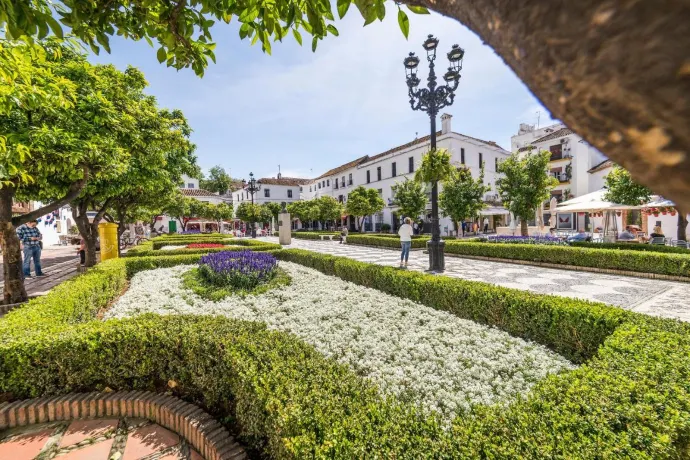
{"left": 0, "top": 249, "right": 688, "bottom": 457}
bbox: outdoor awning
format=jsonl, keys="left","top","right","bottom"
{"left": 480, "top": 206, "right": 510, "bottom": 216}
{"left": 642, "top": 197, "right": 675, "bottom": 208}
{"left": 556, "top": 189, "right": 641, "bottom": 213}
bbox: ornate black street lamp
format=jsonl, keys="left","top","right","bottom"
{"left": 404, "top": 34, "right": 464, "bottom": 272}
{"left": 241, "top": 172, "right": 261, "bottom": 238}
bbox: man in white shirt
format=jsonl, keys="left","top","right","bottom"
{"left": 398, "top": 217, "right": 414, "bottom": 268}
{"left": 483, "top": 217, "right": 489, "bottom": 234}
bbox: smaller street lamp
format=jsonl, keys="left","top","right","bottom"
{"left": 242, "top": 172, "right": 261, "bottom": 238}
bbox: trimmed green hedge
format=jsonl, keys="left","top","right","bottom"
{"left": 125, "top": 241, "right": 280, "bottom": 258}
{"left": 445, "top": 241, "right": 690, "bottom": 278}
{"left": 346, "top": 235, "right": 428, "bottom": 249}
{"left": 571, "top": 241, "right": 690, "bottom": 255}
{"left": 1, "top": 250, "right": 689, "bottom": 457}
{"left": 151, "top": 237, "right": 232, "bottom": 249}
{"left": 291, "top": 232, "right": 339, "bottom": 240}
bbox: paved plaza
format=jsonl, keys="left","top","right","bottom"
{"left": 263, "top": 237, "right": 690, "bottom": 322}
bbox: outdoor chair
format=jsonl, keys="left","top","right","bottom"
{"left": 650, "top": 237, "right": 666, "bottom": 245}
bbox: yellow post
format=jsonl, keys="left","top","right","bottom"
{"left": 98, "top": 222, "right": 120, "bottom": 262}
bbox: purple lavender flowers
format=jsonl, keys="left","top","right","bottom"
{"left": 199, "top": 251, "right": 278, "bottom": 289}
{"left": 179, "top": 229, "right": 202, "bottom": 235}
{"left": 486, "top": 235, "right": 565, "bottom": 245}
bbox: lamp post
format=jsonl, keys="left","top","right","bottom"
{"left": 404, "top": 34, "right": 464, "bottom": 273}
{"left": 241, "top": 172, "right": 261, "bottom": 238}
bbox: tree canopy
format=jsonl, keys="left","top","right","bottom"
{"left": 439, "top": 167, "right": 490, "bottom": 235}
{"left": 200, "top": 166, "right": 239, "bottom": 195}
{"left": 287, "top": 200, "right": 319, "bottom": 228}
{"left": 496, "top": 151, "right": 558, "bottom": 236}
{"left": 391, "top": 178, "right": 427, "bottom": 221}
{"left": 345, "top": 186, "right": 385, "bottom": 229}
{"left": 604, "top": 165, "right": 653, "bottom": 206}
{"left": 236, "top": 202, "right": 271, "bottom": 225}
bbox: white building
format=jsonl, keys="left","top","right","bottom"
{"left": 513, "top": 124, "right": 613, "bottom": 231}
{"left": 157, "top": 175, "right": 232, "bottom": 232}
{"left": 302, "top": 114, "right": 511, "bottom": 234}
{"left": 231, "top": 174, "right": 309, "bottom": 215}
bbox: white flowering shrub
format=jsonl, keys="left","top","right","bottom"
{"left": 107, "top": 262, "right": 575, "bottom": 419}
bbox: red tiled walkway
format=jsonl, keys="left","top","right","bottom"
{"left": 0, "top": 418, "right": 205, "bottom": 460}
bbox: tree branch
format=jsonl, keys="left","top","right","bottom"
{"left": 13, "top": 167, "right": 89, "bottom": 226}
{"left": 407, "top": 0, "right": 690, "bottom": 209}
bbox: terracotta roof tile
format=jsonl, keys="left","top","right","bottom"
{"left": 531, "top": 128, "right": 573, "bottom": 144}
{"left": 315, "top": 156, "right": 370, "bottom": 180}
{"left": 181, "top": 188, "right": 219, "bottom": 197}
{"left": 587, "top": 159, "right": 614, "bottom": 173}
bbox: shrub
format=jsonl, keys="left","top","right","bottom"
{"left": 198, "top": 251, "right": 278, "bottom": 290}
{"left": 487, "top": 235, "right": 566, "bottom": 245}
{"left": 152, "top": 237, "right": 231, "bottom": 249}
{"left": 291, "top": 232, "right": 339, "bottom": 240}
{"left": 346, "top": 235, "right": 428, "bottom": 249}
{"left": 1, "top": 250, "right": 689, "bottom": 458}
{"left": 182, "top": 267, "right": 291, "bottom": 300}
{"left": 187, "top": 243, "right": 226, "bottom": 249}
{"left": 444, "top": 241, "right": 690, "bottom": 278}
{"left": 571, "top": 241, "right": 690, "bottom": 255}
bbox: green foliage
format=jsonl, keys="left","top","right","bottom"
{"left": 290, "top": 231, "right": 339, "bottom": 240}
{"left": 604, "top": 165, "right": 653, "bottom": 206}
{"left": 444, "top": 241, "right": 690, "bottom": 277}
{"left": 496, "top": 150, "right": 559, "bottom": 235}
{"left": 199, "top": 165, "right": 236, "bottom": 194}
{"left": 415, "top": 148, "right": 454, "bottom": 184}
{"left": 183, "top": 266, "right": 290, "bottom": 300}
{"left": 287, "top": 200, "right": 319, "bottom": 227}
{"left": 314, "top": 195, "right": 344, "bottom": 224}
{"left": 1, "top": 249, "right": 689, "bottom": 458}
{"left": 345, "top": 186, "right": 385, "bottom": 229}
{"left": 391, "top": 178, "right": 427, "bottom": 220}
{"left": 150, "top": 237, "right": 230, "bottom": 250}
{"left": 0, "top": 0, "right": 430, "bottom": 76}
{"left": 346, "top": 235, "right": 428, "bottom": 249}
{"left": 235, "top": 201, "right": 271, "bottom": 224}
{"left": 439, "top": 167, "right": 490, "bottom": 234}
{"left": 207, "top": 202, "right": 234, "bottom": 227}
{"left": 126, "top": 243, "right": 280, "bottom": 258}
{"left": 570, "top": 241, "right": 690, "bottom": 255}
{"left": 263, "top": 202, "right": 283, "bottom": 222}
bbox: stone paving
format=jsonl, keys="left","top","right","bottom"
{"left": 263, "top": 237, "right": 690, "bottom": 322}
{"left": 0, "top": 418, "right": 203, "bottom": 460}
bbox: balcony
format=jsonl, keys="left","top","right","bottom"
{"left": 550, "top": 172, "right": 570, "bottom": 183}
{"left": 549, "top": 152, "right": 572, "bottom": 162}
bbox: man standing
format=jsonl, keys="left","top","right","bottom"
{"left": 17, "top": 220, "right": 45, "bottom": 278}
{"left": 483, "top": 217, "right": 489, "bottom": 234}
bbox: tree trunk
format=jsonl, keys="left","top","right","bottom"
{"left": 407, "top": 0, "right": 690, "bottom": 210}
{"left": 0, "top": 186, "right": 27, "bottom": 305}
{"left": 117, "top": 223, "right": 126, "bottom": 258}
{"left": 72, "top": 204, "right": 100, "bottom": 268}
{"left": 520, "top": 219, "right": 529, "bottom": 237}
{"left": 678, "top": 212, "right": 688, "bottom": 242}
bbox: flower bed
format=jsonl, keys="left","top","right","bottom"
{"left": 125, "top": 238, "right": 279, "bottom": 257}
{"left": 199, "top": 251, "right": 278, "bottom": 290}
{"left": 186, "top": 243, "right": 226, "bottom": 249}
{"left": 106, "top": 262, "right": 574, "bottom": 419}
{"left": 483, "top": 235, "right": 566, "bottom": 245}
{"left": 152, "top": 237, "right": 231, "bottom": 250}
{"left": 444, "top": 241, "right": 690, "bottom": 278}
{"left": 1, "top": 251, "right": 688, "bottom": 458}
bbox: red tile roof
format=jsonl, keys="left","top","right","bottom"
{"left": 315, "top": 156, "right": 370, "bottom": 180}
{"left": 531, "top": 128, "right": 573, "bottom": 144}
{"left": 587, "top": 159, "right": 614, "bottom": 173}
{"left": 181, "top": 188, "right": 218, "bottom": 197}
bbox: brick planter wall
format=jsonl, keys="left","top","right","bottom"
{"left": 0, "top": 391, "right": 245, "bottom": 460}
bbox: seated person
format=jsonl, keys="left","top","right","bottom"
{"left": 566, "top": 229, "right": 589, "bottom": 242}
{"left": 649, "top": 226, "right": 665, "bottom": 239}
{"left": 618, "top": 226, "right": 637, "bottom": 240}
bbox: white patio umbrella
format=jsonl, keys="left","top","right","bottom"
{"left": 556, "top": 189, "right": 641, "bottom": 213}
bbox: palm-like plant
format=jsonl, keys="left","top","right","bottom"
{"left": 414, "top": 148, "right": 455, "bottom": 184}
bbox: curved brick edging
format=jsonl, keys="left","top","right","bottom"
{"left": 0, "top": 391, "right": 246, "bottom": 460}
{"left": 444, "top": 252, "right": 690, "bottom": 283}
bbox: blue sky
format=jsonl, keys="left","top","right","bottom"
{"left": 91, "top": 7, "right": 556, "bottom": 180}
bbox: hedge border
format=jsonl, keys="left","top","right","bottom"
{"left": 0, "top": 250, "right": 688, "bottom": 458}
{"left": 0, "top": 391, "right": 246, "bottom": 460}
{"left": 571, "top": 241, "right": 690, "bottom": 255}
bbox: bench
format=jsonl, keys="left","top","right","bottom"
{"left": 319, "top": 234, "right": 336, "bottom": 241}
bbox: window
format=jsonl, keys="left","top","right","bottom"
{"left": 377, "top": 188, "right": 383, "bottom": 195}
{"left": 408, "top": 157, "right": 414, "bottom": 173}
{"left": 327, "top": 179, "right": 330, "bottom": 186}
{"left": 188, "top": 183, "right": 195, "bottom": 189}
{"left": 479, "top": 152, "right": 483, "bottom": 168}
{"left": 318, "top": 183, "right": 321, "bottom": 189}
{"left": 495, "top": 158, "right": 499, "bottom": 171}
{"left": 309, "top": 186, "right": 312, "bottom": 192}
{"left": 264, "top": 189, "right": 271, "bottom": 198}
{"left": 461, "top": 148, "right": 465, "bottom": 164}
{"left": 300, "top": 186, "right": 303, "bottom": 192}
{"left": 288, "top": 189, "right": 293, "bottom": 198}
{"left": 366, "top": 170, "right": 371, "bottom": 183}
{"left": 341, "top": 176, "right": 345, "bottom": 187}
{"left": 392, "top": 162, "right": 397, "bottom": 177}
{"left": 323, "top": 180, "right": 326, "bottom": 187}
{"left": 334, "top": 181, "right": 339, "bottom": 189}
{"left": 376, "top": 166, "right": 382, "bottom": 181}
{"left": 549, "top": 144, "right": 563, "bottom": 160}
{"left": 348, "top": 173, "right": 352, "bottom": 185}
{"left": 338, "top": 195, "right": 344, "bottom": 203}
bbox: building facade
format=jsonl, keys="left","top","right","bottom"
{"left": 302, "top": 114, "right": 510, "bottom": 234}
{"left": 231, "top": 175, "right": 309, "bottom": 214}
{"left": 513, "top": 123, "right": 613, "bottom": 231}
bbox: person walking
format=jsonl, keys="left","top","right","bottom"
{"left": 340, "top": 225, "right": 348, "bottom": 244}
{"left": 17, "top": 220, "right": 45, "bottom": 278}
{"left": 398, "top": 217, "right": 414, "bottom": 268}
